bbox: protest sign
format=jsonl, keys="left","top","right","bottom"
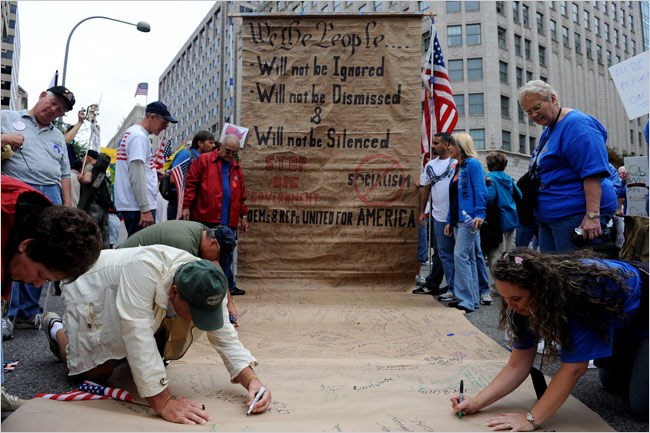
{"left": 608, "top": 51, "right": 649, "bottom": 120}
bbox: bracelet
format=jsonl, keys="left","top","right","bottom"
{"left": 244, "top": 375, "right": 259, "bottom": 390}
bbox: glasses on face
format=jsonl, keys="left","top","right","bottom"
{"left": 223, "top": 148, "right": 238, "bottom": 156}
{"left": 525, "top": 101, "right": 546, "bottom": 117}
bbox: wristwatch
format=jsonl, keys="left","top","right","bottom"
{"left": 586, "top": 212, "right": 600, "bottom": 219}
{"left": 526, "top": 412, "right": 540, "bottom": 430}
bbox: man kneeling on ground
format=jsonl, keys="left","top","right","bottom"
{"left": 42, "top": 245, "right": 271, "bottom": 425}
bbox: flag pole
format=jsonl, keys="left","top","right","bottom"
{"left": 427, "top": 17, "right": 436, "bottom": 267}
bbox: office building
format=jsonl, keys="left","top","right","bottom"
{"left": 1, "top": 0, "right": 20, "bottom": 110}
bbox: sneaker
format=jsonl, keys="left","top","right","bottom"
{"left": 415, "top": 275, "right": 427, "bottom": 285}
{"left": 13, "top": 313, "right": 42, "bottom": 329}
{"left": 412, "top": 286, "right": 433, "bottom": 294}
{"left": 230, "top": 287, "right": 246, "bottom": 296}
{"left": 1, "top": 387, "right": 26, "bottom": 412}
{"left": 480, "top": 292, "right": 493, "bottom": 305}
{"left": 437, "top": 292, "right": 457, "bottom": 302}
{"left": 2, "top": 317, "right": 14, "bottom": 340}
{"left": 42, "top": 312, "right": 62, "bottom": 360}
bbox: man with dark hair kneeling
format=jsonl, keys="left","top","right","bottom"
{"left": 42, "top": 246, "right": 271, "bottom": 425}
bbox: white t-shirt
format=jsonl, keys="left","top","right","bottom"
{"left": 114, "top": 124, "right": 158, "bottom": 212}
{"left": 420, "top": 157, "right": 457, "bottom": 222}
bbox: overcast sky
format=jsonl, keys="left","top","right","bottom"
{"left": 17, "top": 1, "right": 216, "bottom": 146}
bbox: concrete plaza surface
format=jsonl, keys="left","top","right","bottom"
{"left": 1, "top": 273, "right": 647, "bottom": 431}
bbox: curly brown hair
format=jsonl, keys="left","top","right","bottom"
{"left": 493, "top": 247, "right": 633, "bottom": 360}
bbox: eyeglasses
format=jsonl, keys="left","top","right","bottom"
{"left": 223, "top": 148, "right": 239, "bottom": 156}
{"left": 525, "top": 101, "right": 546, "bottom": 117}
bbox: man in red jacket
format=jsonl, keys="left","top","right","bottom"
{"left": 181, "top": 134, "right": 248, "bottom": 296}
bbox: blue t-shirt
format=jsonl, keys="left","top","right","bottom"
{"left": 512, "top": 259, "right": 643, "bottom": 363}
{"left": 221, "top": 161, "right": 231, "bottom": 226}
{"left": 531, "top": 110, "right": 617, "bottom": 222}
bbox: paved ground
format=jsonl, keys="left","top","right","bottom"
{"left": 1, "top": 275, "right": 648, "bottom": 431}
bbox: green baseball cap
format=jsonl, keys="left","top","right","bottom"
{"left": 174, "top": 260, "right": 227, "bottom": 331}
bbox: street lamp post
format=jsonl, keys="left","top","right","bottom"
{"left": 61, "top": 16, "right": 150, "bottom": 88}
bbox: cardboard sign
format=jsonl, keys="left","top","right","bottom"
{"left": 624, "top": 155, "right": 649, "bottom": 217}
{"left": 608, "top": 51, "right": 650, "bottom": 120}
{"left": 220, "top": 122, "right": 250, "bottom": 148}
{"left": 238, "top": 15, "right": 422, "bottom": 289}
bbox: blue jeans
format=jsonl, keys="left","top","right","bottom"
{"left": 538, "top": 213, "right": 612, "bottom": 253}
{"left": 474, "top": 236, "right": 490, "bottom": 295}
{"left": 434, "top": 220, "right": 455, "bottom": 293}
{"left": 121, "top": 210, "right": 157, "bottom": 237}
{"left": 452, "top": 223, "right": 480, "bottom": 311}
{"left": 515, "top": 221, "right": 539, "bottom": 248}
{"left": 8, "top": 184, "right": 61, "bottom": 320}
{"left": 417, "top": 220, "right": 428, "bottom": 263}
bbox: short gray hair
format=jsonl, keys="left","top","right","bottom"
{"left": 223, "top": 134, "right": 240, "bottom": 147}
{"left": 517, "top": 80, "right": 559, "bottom": 105}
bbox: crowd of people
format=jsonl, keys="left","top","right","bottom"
{"left": 0, "top": 78, "right": 647, "bottom": 428}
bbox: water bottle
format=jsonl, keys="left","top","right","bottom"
{"left": 462, "top": 210, "right": 478, "bottom": 234}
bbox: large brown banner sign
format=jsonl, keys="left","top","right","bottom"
{"left": 238, "top": 15, "right": 422, "bottom": 290}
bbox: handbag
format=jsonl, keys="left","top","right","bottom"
{"left": 159, "top": 171, "right": 176, "bottom": 202}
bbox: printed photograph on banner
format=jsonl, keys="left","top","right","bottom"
{"left": 220, "top": 122, "right": 249, "bottom": 148}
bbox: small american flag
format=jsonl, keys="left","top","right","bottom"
{"left": 152, "top": 131, "right": 173, "bottom": 170}
{"left": 171, "top": 153, "right": 193, "bottom": 219}
{"left": 421, "top": 18, "right": 458, "bottom": 166}
{"left": 34, "top": 381, "right": 134, "bottom": 402}
{"left": 134, "top": 82, "right": 148, "bottom": 97}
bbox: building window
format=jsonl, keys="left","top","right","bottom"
{"left": 322, "top": 4, "right": 329, "bottom": 12}
{"left": 449, "top": 59, "right": 463, "bottom": 80}
{"left": 595, "top": 16, "right": 600, "bottom": 35}
{"left": 563, "top": 26, "right": 570, "bottom": 47}
{"left": 605, "top": 23, "right": 610, "bottom": 41}
{"left": 516, "top": 67, "right": 523, "bottom": 87}
{"left": 572, "top": 2, "right": 579, "bottom": 23}
{"left": 467, "top": 58, "right": 483, "bottom": 79}
{"left": 614, "top": 29, "right": 619, "bottom": 46}
{"left": 529, "top": 137, "right": 536, "bottom": 155}
{"left": 518, "top": 104, "right": 526, "bottom": 121}
{"left": 499, "top": 61, "right": 509, "bottom": 82}
{"left": 597, "top": 44, "right": 603, "bottom": 63}
{"left": 502, "top": 131, "right": 511, "bottom": 151}
{"left": 575, "top": 33, "right": 582, "bottom": 53}
{"left": 602, "top": 1, "right": 607, "bottom": 15}
{"left": 514, "top": 34, "right": 522, "bottom": 55}
{"left": 550, "top": 1, "right": 556, "bottom": 10}
{"left": 358, "top": 3, "right": 366, "bottom": 12}
{"left": 537, "top": 12, "right": 544, "bottom": 34}
{"left": 448, "top": 25, "right": 462, "bottom": 46}
{"left": 523, "top": 4, "right": 530, "bottom": 27}
{"left": 526, "top": 70, "right": 533, "bottom": 82}
{"left": 466, "top": 24, "right": 481, "bottom": 45}
{"left": 422, "top": 31, "right": 431, "bottom": 53}
{"left": 632, "top": 39, "right": 636, "bottom": 55}
{"left": 629, "top": 14, "right": 634, "bottom": 31}
{"left": 616, "top": 55, "right": 621, "bottom": 63}
{"left": 584, "top": 10, "right": 590, "bottom": 29}
{"left": 334, "top": 1, "right": 341, "bottom": 11}
{"left": 454, "top": 95, "right": 465, "bottom": 116}
{"left": 612, "top": 3, "right": 617, "bottom": 20}
{"left": 470, "top": 129, "right": 486, "bottom": 149}
{"left": 525, "top": 39, "right": 532, "bottom": 60}
{"left": 586, "top": 39, "right": 593, "bottom": 58}
{"left": 519, "top": 134, "right": 527, "bottom": 154}
{"left": 501, "top": 96, "right": 510, "bottom": 118}
{"left": 465, "top": 1, "right": 480, "bottom": 11}
{"left": 513, "top": 1, "right": 520, "bottom": 23}
{"left": 499, "top": 27, "right": 508, "bottom": 49}
{"left": 496, "top": 1, "right": 505, "bottom": 15}
{"left": 561, "top": 0, "right": 567, "bottom": 16}
{"left": 446, "top": 1, "right": 461, "bottom": 13}
{"left": 607, "top": 50, "right": 612, "bottom": 66}
{"left": 550, "top": 20, "right": 557, "bottom": 41}
{"left": 419, "top": 1, "right": 429, "bottom": 11}
{"left": 468, "top": 93, "right": 484, "bottom": 115}
{"left": 623, "top": 34, "right": 628, "bottom": 52}
{"left": 539, "top": 45, "right": 546, "bottom": 65}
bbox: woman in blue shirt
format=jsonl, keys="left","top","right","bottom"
{"left": 518, "top": 80, "right": 617, "bottom": 253}
{"left": 444, "top": 133, "right": 488, "bottom": 313}
{"left": 450, "top": 248, "right": 648, "bottom": 429}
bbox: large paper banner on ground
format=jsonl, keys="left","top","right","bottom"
{"left": 239, "top": 15, "right": 422, "bottom": 290}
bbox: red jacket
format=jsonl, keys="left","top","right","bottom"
{"left": 182, "top": 152, "right": 248, "bottom": 228}
{"left": 1, "top": 175, "right": 52, "bottom": 302}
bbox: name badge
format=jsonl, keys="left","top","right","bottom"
{"left": 12, "top": 121, "right": 26, "bottom": 131}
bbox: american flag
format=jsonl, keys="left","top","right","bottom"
{"left": 422, "top": 19, "right": 458, "bottom": 166}
{"left": 134, "top": 82, "right": 148, "bottom": 97}
{"left": 170, "top": 153, "right": 194, "bottom": 219}
{"left": 34, "top": 381, "right": 134, "bottom": 402}
{"left": 152, "top": 130, "right": 173, "bottom": 170}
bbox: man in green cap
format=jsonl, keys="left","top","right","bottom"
{"left": 118, "top": 220, "right": 239, "bottom": 325}
{"left": 41, "top": 245, "right": 271, "bottom": 425}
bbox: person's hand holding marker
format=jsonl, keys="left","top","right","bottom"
{"left": 242, "top": 374, "right": 271, "bottom": 414}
